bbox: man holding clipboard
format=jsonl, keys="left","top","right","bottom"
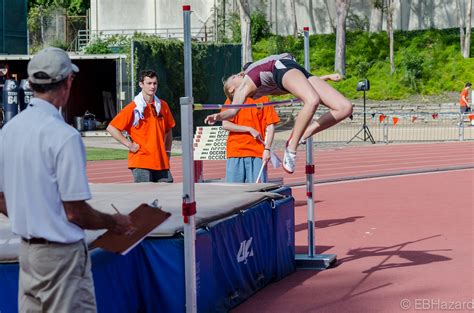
{"left": 0, "top": 48, "right": 134, "bottom": 313}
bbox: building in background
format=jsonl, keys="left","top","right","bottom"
{"left": 88, "top": 0, "right": 215, "bottom": 42}
{"left": 87, "top": 0, "right": 469, "bottom": 43}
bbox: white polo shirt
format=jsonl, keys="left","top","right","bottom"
{"left": 0, "top": 98, "right": 91, "bottom": 243}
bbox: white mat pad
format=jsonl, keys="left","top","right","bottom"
{"left": 0, "top": 182, "right": 283, "bottom": 262}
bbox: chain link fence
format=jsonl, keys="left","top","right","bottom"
{"left": 28, "top": 7, "right": 86, "bottom": 53}
{"left": 277, "top": 107, "right": 474, "bottom": 144}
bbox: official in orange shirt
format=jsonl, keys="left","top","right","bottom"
{"left": 460, "top": 82, "right": 471, "bottom": 113}
{"left": 222, "top": 96, "right": 279, "bottom": 183}
{"left": 107, "top": 70, "right": 175, "bottom": 182}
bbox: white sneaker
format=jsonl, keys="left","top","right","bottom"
{"left": 283, "top": 148, "right": 297, "bottom": 174}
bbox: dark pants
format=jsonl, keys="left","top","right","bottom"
{"left": 131, "top": 168, "right": 173, "bottom": 183}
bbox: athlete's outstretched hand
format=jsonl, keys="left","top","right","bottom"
{"left": 328, "top": 73, "right": 342, "bottom": 82}
{"left": 205, "top": 113, "right": 219, "bottom": 125}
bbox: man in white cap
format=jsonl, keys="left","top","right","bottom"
{"left": 0, "top": 47, "right": 134, "bottom": 312}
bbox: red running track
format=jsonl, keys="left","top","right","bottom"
{"left": 232, "top": 169, "right": 474, "bottom": 313}
{"left": 87, "top": 141, "right": 474, "bottom": 185}
{"left": 87, "top": 141, "right": 473, "bottom": 313}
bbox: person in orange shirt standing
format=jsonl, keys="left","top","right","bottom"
{"left": 460, "top": 82, "right": 471, "bottom": 113}
{"left": 107, "top": 70, "right": 175, "bottom": 183}
{"left": 223, "top": 95, "right": 279, "bottom": 183}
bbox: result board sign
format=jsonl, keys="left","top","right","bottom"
{"left": 193, "top": 126, "right": 228, "bottom": 160}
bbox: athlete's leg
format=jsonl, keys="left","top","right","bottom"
{"left": 280, "top": 69, "right": 321, "bottom": 152}
{"left": 302, "top": 76, "right": 352, "bottom": 140}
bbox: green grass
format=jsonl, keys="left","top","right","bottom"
{"left": 86, "top": 147, "right": 129, "bottom": 161}
{"left": 86, "top": 147, "right": 181, "bottom": 161}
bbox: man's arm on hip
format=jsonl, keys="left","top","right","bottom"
{"left": 0, "top": 192, "right": 7, "bottom": 217}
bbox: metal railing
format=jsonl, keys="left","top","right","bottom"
{"left": 76, "top": 30, "right": 90, "bottom": 50}
{"left": 76, "top": 26, "right": 215, "bottom": 51}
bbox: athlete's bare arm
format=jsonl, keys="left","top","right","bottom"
{"left": 205, "top": 76, "right": 257, "bottom": 125}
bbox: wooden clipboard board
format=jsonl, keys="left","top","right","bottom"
{"left": 91, "top": 203, "right": 171, "bottom": 255}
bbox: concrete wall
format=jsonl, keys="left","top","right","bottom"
{"left": 90, "top": 0, "right": 215, "bottom": 37}
{"left": 266, "top": 0, "right": 468, "bottom": 35}
{"left": 90, "top": 0, "right": 470, "bottom": 37}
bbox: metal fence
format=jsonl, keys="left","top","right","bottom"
{"left": 278, "top": 109, "right": 474, "bottom": 144}
{"left": 76, "top": 26, "right": 215, "bottom": 51}
{"left": 27, "top": 8, "right": 87, "bottom": 52}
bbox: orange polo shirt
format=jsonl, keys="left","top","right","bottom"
{"left": 223, "top": 96, "right": 280, "bottom": 158}
{"left": 109, "top": 99, "right": 175, "bottom": 170}
{"left": 460, "top": 88, "right": 469, "bottom": 107}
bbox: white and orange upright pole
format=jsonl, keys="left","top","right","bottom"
{"left": 303, "top": 26, "right": 316, "bottom": 258}
{"left": 295, "top": 26, "right": 336, "bottom": 269}
{"left": 181, "top": 5, "right": 197, "bottom": 313}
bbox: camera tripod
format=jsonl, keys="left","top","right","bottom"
{"left": 347, "top": 90, "right": 375, "bottom": 144}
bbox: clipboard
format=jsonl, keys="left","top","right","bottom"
{"left": 91, "top": 203, "right": 171, "bottom": 255}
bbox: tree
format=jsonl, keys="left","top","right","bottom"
{"left": 456, "top": 0, "right": 472, "bottom": 58}
{"left": 237, "top": 0, "right": 252, "bottom": 65}
{"left": 290, "top": 0, "right": 298, "bottom": 38}
{"left": 334, "top": 0, "right": 351, "bottom": 76}
{"left": 369, "top": 0, "right": 384, "bottom": 33}
{"left": 28, "top": 0, "right": 89, "bottom": 15}
{"left": 457, "top": 0, "right": 466, "bottom": 52}
{"left": 464, "top": 0, "right": 472, "bottom": 58}
{"left": 387, "top": 0, "right": 395, "bottom": 74}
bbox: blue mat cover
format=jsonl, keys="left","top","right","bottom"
{"left": 0, "top": 188, "right": 294, "bottom": 313}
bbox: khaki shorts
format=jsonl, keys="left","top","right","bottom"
{"left": 19, "top": 240, "right": 97, "bottom": 313}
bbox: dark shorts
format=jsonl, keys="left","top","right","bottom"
{"left": 461, "top": 106, "right": 471, "bottom": 114}
{"left": 131, "top": 168, "right": 173, "bottom": 183}
{"left": 273, "top": 58, "right": 313, "bottom": 91}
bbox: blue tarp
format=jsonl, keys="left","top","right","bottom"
{"left": 273, "top": 196, "right": 296, "bottom": 280}
{"left": 211, "top": 200, "right": 275, "bottom": 310}
{"left": 0, "top": 262, "right": 18, "bottom": 313}
{"left": 0, "top": 189, "right": 294, "bottom": 313}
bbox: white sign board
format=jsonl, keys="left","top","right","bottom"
{"left": 193, "top": 126, "right": 228, "bottom": 160}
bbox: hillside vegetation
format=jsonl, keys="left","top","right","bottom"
{"left": 253, "top": 28, "right": 474, "bottom": 100}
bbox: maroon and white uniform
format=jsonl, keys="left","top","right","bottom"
{"left": 245, "top": 53, "right": 294, "bottom": 99}
{"left": 244, "top": 53, "right": 313, "bottom": 100}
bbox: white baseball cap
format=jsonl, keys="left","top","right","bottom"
{"left": 28, "top": 47, "right": 79, "bottom": 84}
